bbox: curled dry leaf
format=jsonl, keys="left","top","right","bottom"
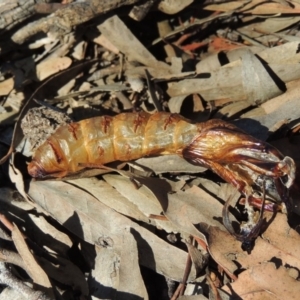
{"left": 196, "top": 46, "right": 263, "bottom": 72}
{"left": 249, "top": 17, "right": 300, "bottom": 37}
{"left": 205, "top": 0, "right": 300, "bottom": 15}
{"left": 168, "top": 49, "right": 296, "bottom": 103}
{"left": 170, "top": 42, "right": 300, "bottom": 104}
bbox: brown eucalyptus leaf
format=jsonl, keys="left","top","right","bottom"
{"left": 27, "top": 180, "right": 197, "bottom": 281}
{"left": 36, "top": 255, "right": 89, "bottom": 296}
{"left": 98, "top": 15, "right": 169, "bottom": 70}
{"left": 166, "top": 186, "right": 228, "bottom": 233}
{"left": 247, "top": 1, "right": 300, "bottom": 15}
{"left": 207, "top": 226, "right": 244, "bottom": 276}
{"left": 105, "top": 176, "right": 238, "bottom": 248}
{"left": 36, "top": 57, "right": 72, "bottom": 81}
{"left": 222, "top": 262, "right": 299, "bottom": 300}
{"left": 237, "top": 0, "right": 288, "bottom": 13}
{"left": 260, "top": 78, "right": 300, "bottom": 115}
{"left": 117, "top": 227, "right": 148, "bottom": 299}
{"left": 90, "top": 246, "right": 120, "bottom": 299}
{"left": 241, "top": 50, "right": 282, "bottom": 105}
{"left": 80, "top": 223, "right": 161, "bottom": 297}
{"left": 27, "top": 214, "right": 72, "bottom": 256}
{"left": 196, "top": 46, "right": 263, "bottom": 72}
{"left": 158, "top": 0, "right": 193, "bottom": 14}
{"left": 245, "top": 18, "right": 300, "bottom": 38}
{"left": 11, "top": 225, "right": 53, "bottom": 292}
{"left": 241, "top": 96, "right": 300, "bottom": 139}
{"left": 0, "top": 78, "right": 14, "bottom": 96}
{"left": 167, "top": 65, "right": 245, "bottom": 101}
{"left": 67, "top": 177, "right": 150, "bottom": 224}
{"left": 208, "top": 213, "right": 300, "bottom": 275}
{"left": 103, "top": 174, "right": 178, "bottom": 233}
{"left": 225, "top": 41, "right": 300, "bottom": 65}
{"left": 134, "top": 155, "right": 206, "bottom": 174}
{"left": 204, "top": 1, "right": 248, "bottom": 12}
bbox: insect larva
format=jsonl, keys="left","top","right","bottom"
{"left": 28, "top": 112, "right": 201, "bottom": 178}
{"left": 28, "top": 112, "right": 295, "bottom": 204}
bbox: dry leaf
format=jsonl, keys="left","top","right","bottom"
{"left": 117, "top": 227, "right": 148, "bottom": 299}
{"left": 68, "top": 176, "right": 152, "bottom": 223}
{"left": 36, "top": 254, "right": 88, "bottom": 296}
{"left": 3, "top": 2, "right": 300, "bottom": 298}
{"left": 36, "top": 57, "right": 72, "bottom": 81}
{"left": 99, "top": 15, "right": 168, "bottom": 69}
{"left": 27, "top": 180, "right": 197, "bottom": 282}
{"left": 103, "top": 174, "right": 179, "bottom": 233}
{"left": 11, "top": 225, "right": 53, "bottom": 292}
{"left": 93, "top": 33, "right": 120, "bottom": 54}
{"left": 134, "top": 155, "right": 206, "bottom": 174}
{"left": 158, "top": 0, "right": 194, "bottom": 14}
{"left": 0, "top": 78, "right": 14, "bottom": 96}
{"left": 241, "top": 49, "right": 282, "bottom": 105}
{"left": 27, "top": 214, "right": 72, "bottom": 255}
{"left": 0, "top": 287, "right": 29, "bottom": 300}
{"left": 208, "top": 213, "right": 300, "bottom": 276}
{"left": 222, "top": 262, "right": 299, "bottom": 300}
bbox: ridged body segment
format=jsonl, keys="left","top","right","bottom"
{"left": 28, "top": 112, "right": 201, "bottom": 178}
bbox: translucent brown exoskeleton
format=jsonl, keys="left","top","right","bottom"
{"left": 27, "top": 112, "right": 296, "bottom": 250}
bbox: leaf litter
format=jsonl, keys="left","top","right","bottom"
{"left": 0, "top": 1, "right": 300, "bottom": 299}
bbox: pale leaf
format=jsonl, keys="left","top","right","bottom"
{"left": 11, "top": 225, "right": 52, "bottom": 291}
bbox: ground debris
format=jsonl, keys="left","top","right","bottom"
{"left": 1, "top": 1, "right": 300, "bottom": 299}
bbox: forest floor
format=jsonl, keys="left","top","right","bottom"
{"left": 0, "top": 1, "right": 300, "bottom": 299}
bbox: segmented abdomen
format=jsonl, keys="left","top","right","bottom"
{"left": 28, "top": 112, "right": 202, "bottom": 178}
